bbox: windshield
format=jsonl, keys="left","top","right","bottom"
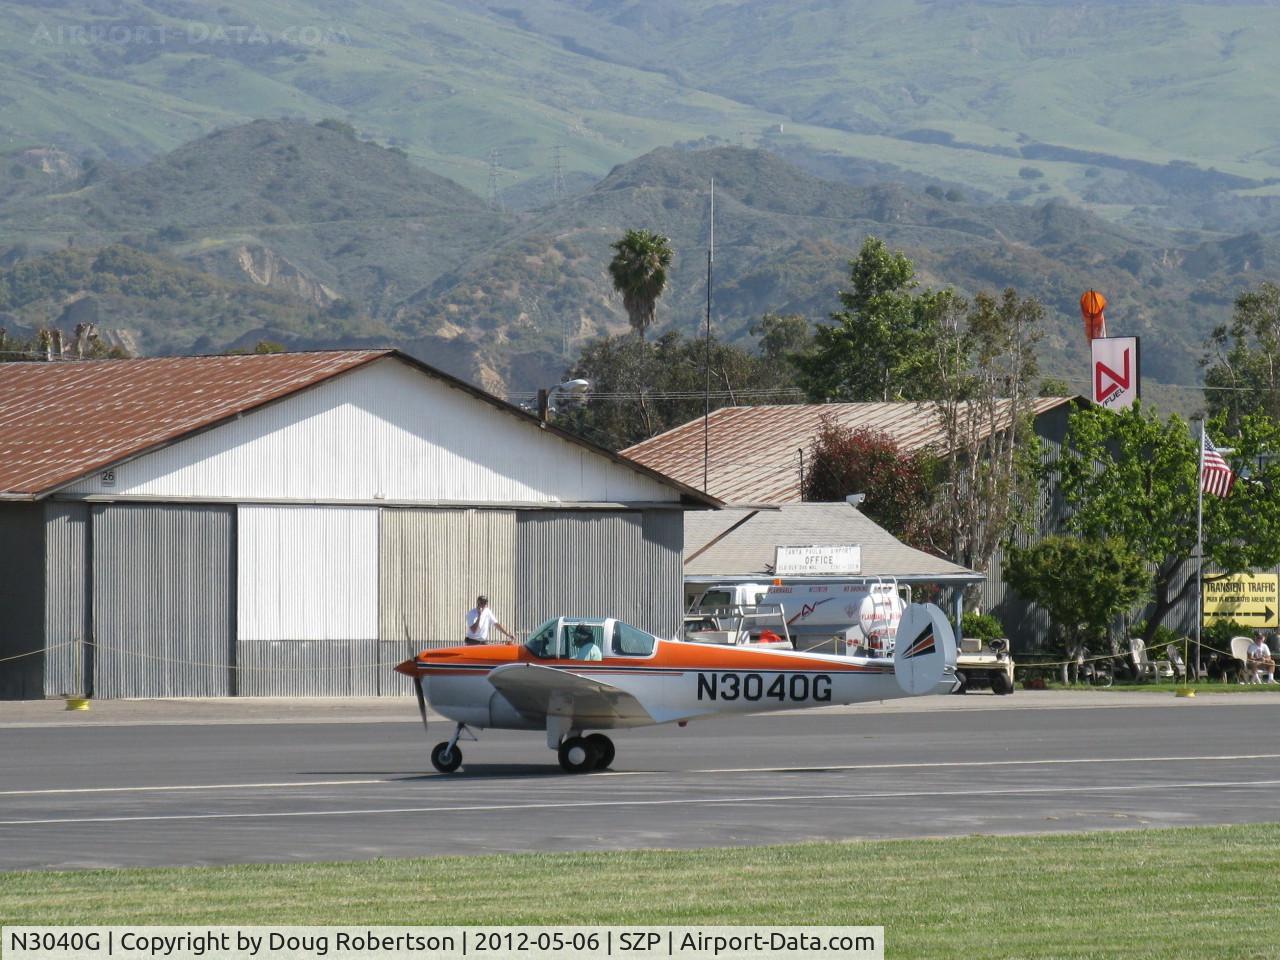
{"left": 524, "top": 619, "right": 559, "bottom": 658}
{"left": 695, "top": 590, "right": 734, "bottom": 612}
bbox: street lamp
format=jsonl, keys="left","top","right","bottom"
{"left": 537, "top": 378, "right": 591, "bottom": 422}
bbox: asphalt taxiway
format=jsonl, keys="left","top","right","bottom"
{"left": 1, "top": 693, "right": 1277, "bottom": 870}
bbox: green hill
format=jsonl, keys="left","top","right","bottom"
{"left": 4, "top": 0, "right": 1280, "bottom": 230}
{"left": 0, "top": 120, "right": 509, "bottom": 316}
{"left": 1, "top": 122, "right": 1274, "bottom": 405}
{"left": 400, "top": 146, "right": 1257, "bottom": 395}
{"left": 0, "top": 243, "right": 376, "bottom": 356}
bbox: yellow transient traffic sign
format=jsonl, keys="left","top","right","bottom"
{"left": 1203, "top": 573, "right": 1279, "bottom": 627}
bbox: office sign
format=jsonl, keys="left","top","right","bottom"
{"left": 774, "top": 544, "right": 861, "bottom": 577}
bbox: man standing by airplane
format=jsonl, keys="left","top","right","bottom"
{"left": 464, "top": 594, "right": 516, "bottom": 645}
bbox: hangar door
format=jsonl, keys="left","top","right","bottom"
{"left": 237, "top": 505, "right": 379, "bottom": 696}
{"left": 379, "top": 509, "right": 516, "bottom": 689}
{"left": 515, "top": 510, "right": 682, "bottom": 638}
{"left": 92, "top": 504, "right": 235, "bottom": 697}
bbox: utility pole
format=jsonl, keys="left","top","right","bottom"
{"left": 552, "top": 143, "right": 565, "bottom": 203}
{"left": 487, "top": 149, "right": 504, "bottom": 212}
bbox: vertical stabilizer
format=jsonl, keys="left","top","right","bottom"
{"left": 893, "top": 604, "right": 957, "bottom": 695}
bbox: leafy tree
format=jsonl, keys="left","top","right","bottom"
{"left": 225, "top": 340, "right": 286, "bottom": 355}
{"left": 800, "top": 417, "right": 942, "bottom": 552}
{"left": 1038, "top": 376, "right": 1072, "bottom": 397}
{"left": 1056, "top": 403, "right": 1280, "bottom": 642}
{"left": 557, "top": 331, "right": 799, "bottom": 450}
{"left": 794, "top": 236, "right": 950, "bottom": 402}
{"left": 1005, "top": 535, "right": 1150, "bottom": 659}
{"left": 607, "top": 230, "right": 673, "bottom": 338}
{"left": 750, "top": 312, "right": 812, "bottom": 364}
{"left": 749, "top": 312, "right": 813, "bottom": 383}
{"left": 1203, "top": 281, "right": 1280, "bottom": 430}
{"left": 932, "top": 288, "right": 1044, "bottom": 577}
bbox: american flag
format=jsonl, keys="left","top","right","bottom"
{"left": 1201, "top": 434, "right": 1235, "bottom": 498}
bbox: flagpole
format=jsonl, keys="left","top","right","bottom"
{"left": 1195, "top": 418, "right": 1205, "bottom": 680}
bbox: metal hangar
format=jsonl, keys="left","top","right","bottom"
{"left": 0, "top": 350, "right": 715, "bottom": 698}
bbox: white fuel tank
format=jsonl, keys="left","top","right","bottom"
{"left": 761, "top": 582, "right": 904, "bottom": 654}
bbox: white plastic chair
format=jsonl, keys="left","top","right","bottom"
{"left": 1128, "top": 638, "right": 1172, "bottom": 681}
{"left": 1230, "top": 636, "right": 1259, "bottom": 683}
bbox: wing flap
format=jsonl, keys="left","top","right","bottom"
{"left": 487, "top": 663, "right": 653, "bottom": 725}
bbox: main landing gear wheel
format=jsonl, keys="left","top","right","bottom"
{"left": 431, "top": 742, "right": 463, "bottom": 773}
{"left": 586, "top": 733, "right": 615, "bottom": 770}
{"left": 558, "top": 736, "right": 599, "bottom": 774}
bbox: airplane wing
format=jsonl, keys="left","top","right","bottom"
{"left": 487, "top": 663, "right": 654, "bottom": 726}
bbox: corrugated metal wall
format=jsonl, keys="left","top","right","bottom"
{"left": 92, "top": 504, "right": 234, "bottom": 698}
{"left": 44, "top": 503, "right": 89, "bottom": 698}
{"left": 379, "top": 508, "right": 516, "bottom": 675}
{"left": 237, "top": 505, "right": 379, "bottom": 695}
{"left": 0, "top": 504, "right": 45, "bottom": 699}
{"left": 515, "top": 510, "right": 683, "bottom": 638}
{"left": 989, "top": 405, "right": 1070, "bottom": 652}
{"left": 643, "top": 510, "right": 684, "bottom": 638}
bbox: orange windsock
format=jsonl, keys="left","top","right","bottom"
{"left": 1080, "top": 289, "right": 1107, "bottom": 342}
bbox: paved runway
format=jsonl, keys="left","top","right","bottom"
{"left": 2, "top": 697, "right": 1278, "bottom": 870}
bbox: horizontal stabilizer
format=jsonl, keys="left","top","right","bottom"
{"left": 487, "top": 663, "right": 654, "bottom": 726}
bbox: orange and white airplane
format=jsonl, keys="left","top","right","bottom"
{"left": 395, "top": 604, "right": 957, "bottom": 773}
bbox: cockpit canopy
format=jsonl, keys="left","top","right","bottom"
{"left": 524, "top": 617, "right": 658, "bottom": 660}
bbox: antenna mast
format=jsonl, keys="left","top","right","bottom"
{"left": 703, "top": 178, "right": 714, "bottom": 493}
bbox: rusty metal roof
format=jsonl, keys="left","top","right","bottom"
{"left": 0, "top": 351, "right": 393, "bottom": 497}
{"left": 623, "top": 398, "right": 1078, "bottom": 505}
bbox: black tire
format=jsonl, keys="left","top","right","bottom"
{"left": 430, "top": 741, "right": 462, "bottom": 773}
{"left": 991, "top": 671, "right": 1013, "bottom": 696}
{"left": 953, "top": 670, "right": 968, "bottom": 694}
{"left": 558, "top": 736, "right": 599, "bottom": 773}
{"left": 586, "top": 733, "right": 615, "bottom": 769}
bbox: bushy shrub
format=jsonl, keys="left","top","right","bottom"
{"left": 1202, "top": 618, "right": 1251, "bottom": 653}
{"left": 961, "top": 611, "right": 1004, "bottom": 642}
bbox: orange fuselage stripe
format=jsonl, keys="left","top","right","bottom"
{"left": 397, "top": 640, "right": 887, "bottom": 675}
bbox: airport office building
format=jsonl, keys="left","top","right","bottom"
{"left": 0, "top": 350, "right": 713, "bottom": 699}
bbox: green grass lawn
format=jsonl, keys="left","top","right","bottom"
{"left": 3, "top": 826, "right": 1279, "bottom": 959}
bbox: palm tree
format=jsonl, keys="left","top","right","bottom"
{"left": 607, "top": 229, "right": 673, "bottom": 337}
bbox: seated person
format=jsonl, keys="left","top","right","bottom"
{"left": 572, "top": 624, "right": 603, "bottom": 661}
{"left": 1247, "top": 632, "right": 1276, "bottom": 683}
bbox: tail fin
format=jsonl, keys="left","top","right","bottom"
{"left": 893, "top": 603, "right": 957, "bottom": 695}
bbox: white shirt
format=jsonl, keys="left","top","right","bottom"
{"left": 574, "top": 641, "right": 603, "bottom": 661}
{"left": 466, "top": 607, "right": 498, "bottom": 641}
{"left": 1248, "top": 640, "right": 1272, "bottom": 660}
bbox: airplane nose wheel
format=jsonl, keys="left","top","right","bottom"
{"left": 558, "top": 736, "right": 599, "bottom": 773}
{"left": 431, "top": 742, "right": 463, "bottom": 773}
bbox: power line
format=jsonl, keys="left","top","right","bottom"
{"left": 506, "top": 388, "right": 803, "bottom": 402}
